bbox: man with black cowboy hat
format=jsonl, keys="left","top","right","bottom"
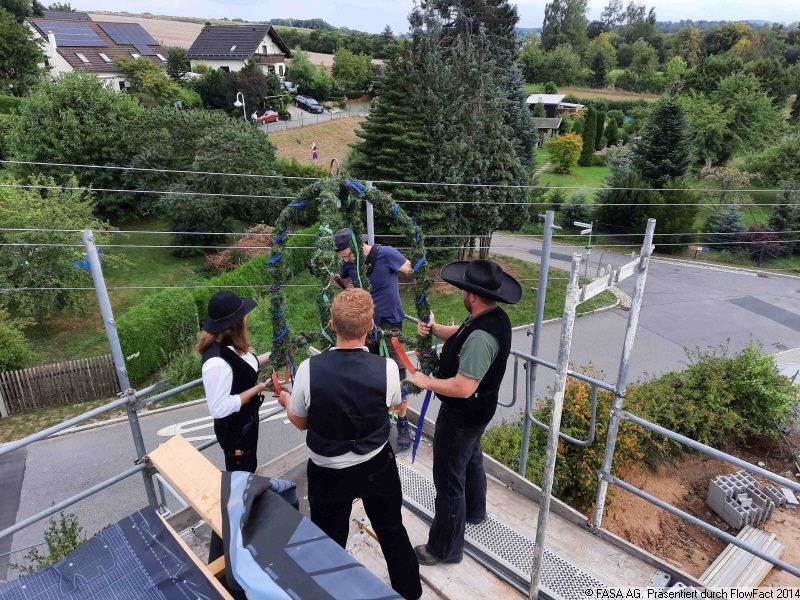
{"left": 409, "top": 259, "right": 521, "bottom": 566}
{"left": 332, "top": 227, "right": 415, "bottom": 450}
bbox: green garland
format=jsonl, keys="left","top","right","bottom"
{"left": 266, "top": 176, "right": 437, "bottom": 390}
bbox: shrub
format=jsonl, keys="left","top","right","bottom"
{"left": 547, "top": 189, "right": 568, "bottom": 212}
{"left": 152, "top": 346, "right": 203, "bottom": 406}
{"left": 543, "top": 81, "right": 558, "bottom": 94}
{"left": 118, "top": 289, "right": 199, "bottom": 385}
{"left": 740, "top": 225, "right": 782, "bottom": 259}
{"left": 11, "top": 512, "right": 85, "bottom": 575}
{"left": 0, "top": 113, "right": 14, "bottom": 160}
{"left": 278, "top": 108, "right": 291, "bottom": 120}
{"left": 191, "top": 256, "right": 271, "bottom": 322}
{"left": 0, "top": 94, "right": 22, "bottom": 114}
{"left": 703, "top": 205, "right": 745, "bottom": 247}
{"left": 545, "top": 132, "right": 582, "bottom": 174}
{"left": 0, "top": 309, "right": 35, "bottom": 372}
{"left": 204, "top": 224, "right": 272, "bottom": 274}
{"left": 285, "top": 223, "right": 320, "bottom": 279}
{"left": 561, "top": 194, "right": 592, "bottom": 224}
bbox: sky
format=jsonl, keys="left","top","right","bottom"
{"left": 71, "top": 0, "right": 800, "bottom": 34}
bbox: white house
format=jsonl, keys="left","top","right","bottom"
{"left": 186, "top": 24, "right": 291, "bottom": 77}
{"left": 26, "top": 17, "right": 169, "bottom": 91}
{"left": 525, "top": 93, "right": 585, "bottom": 118}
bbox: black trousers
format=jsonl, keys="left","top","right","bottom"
{"left": 367, "top": 323, "right": 407, "bottom": 380}
{"left": 426, "top": 405, "right": 488, "bottom": 562}
{"left": 307, "top": 444, "right": 422, "bottom": 600}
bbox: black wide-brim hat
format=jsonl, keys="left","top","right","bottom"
{"left": 334, "top": 228, "right": 367, "bottom": 252}
{"left": 440, "top": 260, "right": 522, "bottom": 304}
{"left": 202, "top": 291, "right": 257, "bottom": 334}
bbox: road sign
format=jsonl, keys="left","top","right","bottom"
{"left": 580, "top": 229, "right": 592, "bottom": 235}
{"left": 574, "top": 221, "right": 592, "bottom": 229}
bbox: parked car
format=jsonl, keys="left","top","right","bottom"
{"left": 281, "top": 81, "right": 298, "bottom": 94}
{"left": 255, "top": 109, "right": 279, "bottom": 124}
{"left": 295, "top": 95, "right": 324, "bottom": 114}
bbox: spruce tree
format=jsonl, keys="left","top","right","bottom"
{"left": 578, "top": 106, "right": 597, "bottom": 166}
{"left": 595, "top": 110, "right": 606, "bottom": 150}
{"left": 703, "top": 205, "right": 745, "bottom": 246}
{"left": 633, "top": 95, "right": 690, "bottom": 189}
{"left": 604, "top": 119, "right": 619, "bottom": 147}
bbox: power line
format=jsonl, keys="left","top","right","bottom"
{"left": 4, "top": 158, "right": 800, "bottom": 195}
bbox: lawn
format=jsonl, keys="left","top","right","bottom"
{"left": 24, "top": 218, "right": 205, "bottom": 364}
{"left": 267, "top": 117, "right": 365, "bottom": 166}
{"left": 534, "top": 149, "right": 610, "bottom": 201}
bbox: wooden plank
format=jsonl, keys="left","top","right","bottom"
{"left": 733, "top": 532, "right": 774, "bottom": 587}
{"left": 155, "top": 512, "right": 234, "bottom": 600}
{"left": 22, "top": 365, "right": 36, "bottom": 410}
{"left": 149, "top": 435, "right": 223, "bottom": 535}
{"left": 84, "top": 358, "right": 97, "bottom": 399}
{"left": 720, "top": 529, "right": 767, "bottom": 587}
{"left": 207, "top": 556, "right": 226, "bottom": 579}
{"left": 0, "top": 372, "right": 12, "bottom": 414}
{"left": 701, "top": 526, "right": 749, "bottom": 583}
{"left": 0, "top": 380, "right": 8, "bottom": 418}
{"left": 13, "top": 369, "right": 27, "bottom": 413}
{"left": 62, "top": 360, "right": 76, "bottom": 404}
{"left": 702, "top": 526, "right": 757, "bottom": 585}
{"left": 751, "top": 540, "right": 784, "bottom": 588}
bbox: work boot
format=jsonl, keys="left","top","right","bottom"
{"left": 396, "top": 417, "right": 412, "bottom": 450}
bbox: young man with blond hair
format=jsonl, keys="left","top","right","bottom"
{"left": 277, "top": 288, "right": 422, "bottom": 600}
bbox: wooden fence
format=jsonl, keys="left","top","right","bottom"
{"left": 0, "top": 355, "right": 119, "bottom": 417}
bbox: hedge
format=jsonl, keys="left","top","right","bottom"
{"left": 117, "top": 289, "right": 199, "bottom": 385}
{"left": 0, "top": 95, "right": 23, "bottom": 114}
{"left": 285, "top": 223, "right": 319, "bottom": 280}
{"left": 191, "top": 255, "right": 271, "bottom": 321}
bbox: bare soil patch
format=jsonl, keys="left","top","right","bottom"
{"left": 603, "top": 446, "right": 800, "bottom": 585}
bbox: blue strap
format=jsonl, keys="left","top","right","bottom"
{"left": 412, "top": 256, "right": 426, "bottom": 272}
{"left": 267, "top": 252, "right": 284, "bottom": 264}
{"left": 412, "top": 390, "right": 433, "bottom": 464}
{"left": 273, "top": 322, "right": 288, "bottom": 341}
{"left": 286, "top": 352, "right": 296, "bottom": 385}
{"left": 288, "top": 201, "right": 306, "bottom": 208}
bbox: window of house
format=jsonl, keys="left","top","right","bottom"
{"left": 119, "top": 81, "right": 126, "bottom": 90}
{"left": 156, "top": 53, "right": 166, "bottom": 62}
{"left": 98, "top": 52, "right": 112, "bottom": 63}
{"left": 261, "top": 44, "right": 267, "bottom": 54}
{"left": 131, "top": 53, "right": 140, "bottom": 59}
{"left": 229, "top": 45, "right": 237, "bottom": 52}
{"left": 75, "top": 52, "right": 89, "bottom": 63}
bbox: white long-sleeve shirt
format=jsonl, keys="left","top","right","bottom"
{"left": 289, "top": 347, "right": 402, "bottom": 469}
{"left": 202, "top": 348, "right": 259, "bottom": 419}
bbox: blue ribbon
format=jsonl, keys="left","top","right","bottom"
{"left": 319, "top": 225, "right": 333, "bottom": 234}
{"left": 267, "top": 252, "right": 284, "bottom": 264}
{"left": 412, "top": 256, "right": 426, "bottom": 272}
{"left": 272, "top": 228, "right": 288, "bottom": 245}
{"left": 391, "top": 203, "right": 399, "bottom": 217}
{"left": 286, "top": 352, "right": 296, "bottom": 385}
{"left": 412, "top": 390, "right": 433, "bottom": 464}
{"left": 416, "top": 293, "right": 427, "bottom": 305}
{"left": 273, "top": 322, "right": 288, "bottom": 341}
{"left": 288, "top": 201, "right": 306, "bottom": 208}
{"left": 345, "top": 179, "right": 365, "bottom": 195}
{"left": 415, "top": 228, "right": 421, "bottom": 243}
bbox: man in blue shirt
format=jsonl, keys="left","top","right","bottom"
{"left": 334, "top": 228, "right": 413, "bottom": 449}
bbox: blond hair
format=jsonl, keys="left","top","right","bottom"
{"left": 331, "top": 288, "right": 373, "bottom": 340}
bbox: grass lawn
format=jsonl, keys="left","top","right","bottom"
{"left": 24, "top": 218, "right": 205, "bottom": 364}
{"left": 535, "top": 148, "right": 609, "bottom": 201}
{"left": 267, "top": 117, "right": 364, "bottom": 166}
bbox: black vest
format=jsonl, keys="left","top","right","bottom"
{"left": 306, "top": 348, "right": 390, "bottom": 457}
{"left": 201, "top": 344, "right": 261, "bottom": 450}
{"left": 437, "top": 306, "right": 512, "bottom": 427}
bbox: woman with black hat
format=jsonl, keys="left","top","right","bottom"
{"left": 197, "top": 290, "right": 268, "bottom": 474}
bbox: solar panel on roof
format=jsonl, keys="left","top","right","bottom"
{"left": 134, "top": 43, "right": 156, "bottom": 56}
{"left": 97, "top": 23, "right": 157, "bottom": 47}
{"left": 33, "top": 20, "right": 106, "bottom": 47}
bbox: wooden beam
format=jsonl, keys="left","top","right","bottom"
{"left": 157, "top": 512, "right": 234, "bottom": 600}
{"left": 208, "top": 556, "right": 226, "bottom": 579}
{"left": 149, "top": 435, "right": 223, "bottom": 535}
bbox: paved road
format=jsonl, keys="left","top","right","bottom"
{"left": 3, "top": 232, "right": 799, "bottom": 577}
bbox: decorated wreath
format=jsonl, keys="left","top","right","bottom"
{"left": 265, "top": 176, "right": 437, "bottom": 393}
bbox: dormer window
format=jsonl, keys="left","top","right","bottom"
{"left": 75, "top": 52, "right": 89, "bottom": 63}
{"left": 98, "top": 52, "right": 111, "bottom": 63}
{"left": 230, "top": 45, "right": 237, "bottom": 52}
{"left": 156, "top": 53, "right": 166, "bottom": 62}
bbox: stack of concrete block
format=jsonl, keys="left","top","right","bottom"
{"left": 707, "top": 470, "right": 776, "bottom": 529}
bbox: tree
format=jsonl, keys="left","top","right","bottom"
{"left": 193, "top": 67, "right": 227, "bottom": 109}
{"left": 541, "top": 43, "right": 584, "bottom": 86}
{"left": 633, "top": 95, "right": 689, "bottom": 188}
{"left": 227, "top": 60, "right": 270, "bottom": 114}
{"left": 520, "top": 36, "right": 546, "bottom": 82}
{"left": 768, "top": 186, "right": 800, "bottom": 255}
{"left": 546, "top": 132, "right": 582, "bottom": 173}
{"left": 702, "top": 22, "right": 754, "bottom": 56}
{"left": 7, "top": 71, "right": 143, "bottom": 217}
{"left": 46, "top": 1, "right": 73, "bottom": 9}
{"left": 745, "top": 130, "right": 800, "bottom": 186}
{"left": 115, "top": 57, "right": 185, "bottom": 107}
{"left": 0, "top": 177, "right": 110, "bottom": 322}
{"left": 745, "top": 58, "right": 793, "bottom": 106}
{"left": 664, "top": 56, "right": 688, "bottom": 86}
{"left": 594, "top": 110, "right": 606, "bottom": 150}
{"left": 656, "top": 184, "right": 699, "bottom": 252}
{"left": 679, "top": 93, "right": 733, "bottom": 166}
{"left": 672, "top": 26, "right": 701, "bottom": 66}
{"left": 711, "top": 73, "right": 781, "bottom": 153}
{"left": 286, "top": 50, "right": 318, "bottom": 94}
{"left": 544, "top": 80, "right": 558, "bottom": 94}
{"left": 600, "top": 0, "right": 624, "bottom": 29}
{"left": 332, "top": 47, "right": 374, "bottom": 92}
{"left": 629, "top": 38, "right": 658, "bottom": 78}
{"left": 0, "top": 308, "right": 34, "bottom": 371}
{"left": 603, "top": 118, "right": 619, "bottom": 147}
{"left": 595, "top": 167, "right": 661, "bottom": 234}
{"left": 585, "top": 32, "right": 616, "bottom": 87}
{"left": 541, "top": 0, "right": 588, "bottom": 52}
{"left": 0, "top": 0, "right": 41, "bottom": 21}
{"left": 165, "top": 47, "right": 189, "bottom": 82}
{"left": 532, "top": 101, "right": 546, "bottom": 117}
{"left": 0, "top": 7, "right": 45, "bottom": 96}
{"left": 703, "top": 205, "right": 745, "bottom": 246}
{"left": 578, "top": 106, "right": 596, "bottom": 166}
